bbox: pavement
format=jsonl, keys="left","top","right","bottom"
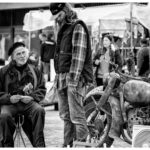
{"left": 15, "top": 105, "right": 132, "bottom": 148}
{"left": 15, "top": 106, "right": 63, "bottom": 148}
{"left": 44, "top": 106, "right": 63, "bottom": 147}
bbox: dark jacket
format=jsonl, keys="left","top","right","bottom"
{"left": 54, "top": 20, "right": 93, "bottom": 83}
{"left": 93, "top": 48, "right": 122, "bottom": 78}
{"left": 40, "top": 40, "right": 56, "bottom": 62}
{"left": 137, "top": 46, "right": 150, "bottom": 77}
{"left": 0, "top": 60, "right": 46, "bottom": 105}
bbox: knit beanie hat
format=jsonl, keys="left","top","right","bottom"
{"left": 8, "top": 42, "right": 25, "bottom": 56}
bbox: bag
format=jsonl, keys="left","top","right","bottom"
{"left": 39, "top": 84, "right": 58, "bottom": 106}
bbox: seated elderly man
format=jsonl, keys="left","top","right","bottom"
{"left": 0, "top": 42, "right": 46, "bottom": 147}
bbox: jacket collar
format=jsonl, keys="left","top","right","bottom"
{"left": 7, "top": 60, "right": 33, "bottom": 79}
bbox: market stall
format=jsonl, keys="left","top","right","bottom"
{"left": 23, "top": 3, "right": 149, "bottom": 36}
{"left": 22, "top": 3, "right": 150, "bottom": 63}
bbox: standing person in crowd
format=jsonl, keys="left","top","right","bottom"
{"left": 49, "top": 3, "right": 94, "bottom": 147}
{"left": 124, "top": 51, "right": 135, "bottom": 76}
{"left": 39, "top": 33, "right": 47, "bottom": 72}
{"left": 137, "top": 38, "right": 150, "bottom": 77}
{"left": 40, "top": 33, "right": 56, "bottom": 82}
{"left": 93, "top": 34, "right": 122, "bottom": 86}
{"left": 0, "top": 42, "right": 46, "bottom": 147}
{"left": 29, "top": 50, "right": 40, "bottom": 68}
{"left": 39, "top": 33, "right": 47, "bottom": 44}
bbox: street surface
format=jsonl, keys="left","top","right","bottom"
{"left": 44, "top": 106, "right": 64, "bottom": 147}
{"left": 15, "top": 105, "right": 131, "bottom": 148}
{"left": 16, "top": 106, "right": 63, "bottom": 147}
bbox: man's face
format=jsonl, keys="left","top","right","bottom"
{"left": 55, "top": 11, "right": 66, "bottom": 25}
{"left": 12, "top": 46, "right": 29, "bottom": 66}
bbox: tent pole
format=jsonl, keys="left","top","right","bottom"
{"left": 130, "top": 2, "right": 133, "bottom": 53}
{"left": 28, "top": 31, "right": 31, "bottom": 51}
{"left": 98, "top": 19, "right": 101, "bottom": 47}
{"left": 130, "top": 2, "right": 136, "bottom": 76}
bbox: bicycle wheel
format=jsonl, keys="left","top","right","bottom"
{"left": 84, "top": 87, "right": 112, "bottom": 147}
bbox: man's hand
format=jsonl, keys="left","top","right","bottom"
{"left": 10, "top": 95, "right": 22, "bottom": 104}
{"left": 95, "top": 59, "right": 100, "bottom": 65}
{"left": 20, "top": 96, "right": 34, "bottom": 104}
{"left": 68, "top": 86, "right": 77, "bottom": 93}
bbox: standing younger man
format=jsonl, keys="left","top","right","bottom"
{"left": 49, "top": 3, "right": 94, "bottom": 147}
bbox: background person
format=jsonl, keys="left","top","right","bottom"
{"left": 39, "top": 33, "right": 47, "bottom": 44}
{"left": 40, "top": 33, "right": 56, "bottom": 82}
{"left": 0, "top": 42, "right": 46, "bottom": 147}
{"left": 93, "top": 34, "right": 122, "bottom": 86}
{"left": 29, "top": 50, "right": 40, "bottom": 68}
{"left": 137, "top": 38, "right": 150, "bottom": 77}
{"left": 49, "top": 3, "right": 94, "bottom": 147}
{"left": 39, "top": 33, "right": 47, "bottom": 73}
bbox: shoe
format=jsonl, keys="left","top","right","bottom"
{"left": 62, "top": 144, "right": 67, "bottom": 148}
{"left": 62, "top": 143, "right": 73, "bottom": 148}
{"left": 104, "top": 136, "right": 114, "bottom": 147}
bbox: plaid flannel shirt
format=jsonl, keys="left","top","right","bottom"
{"left": 57, "top": 23, "right": 87, "bottom": 90}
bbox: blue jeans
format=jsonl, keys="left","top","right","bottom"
{"left": 57, "top": 83, "right": 88, "bottom": 146}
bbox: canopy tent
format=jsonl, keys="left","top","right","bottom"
{"left": 22, "top": 3, "right": 150, "bottom": 54}
{"left": 23, "top": 3, "right": 149, "bottom": 33}
{"left": 23, "top": 10, "right": 55, "bottom": 50}
{"left": 23, "top": 10, "right": 54, "bottom": 31}
{"left": 23, "top": 3, "right": 133, "bottom": 31}
{"left": 88, "top": 4, "right": 147, "bottom": 38}
{"left": 77, "top": 3, "right": 132, "bottom": 25}
{"left": 135, "top": 4, "right": 150, "bottom": 30}
{"left": 92, "top": 19, "right": 128, "bottom": 38}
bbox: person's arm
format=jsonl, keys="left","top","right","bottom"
{"left": 137, "top": 49, "right": 144, "bottom": 76}
{"left": 29, "top": 68, "right": 46, "bottom": 102}
{"left": 0, "top": 68, "right": 11, "bottom": 105}
{"left": 115, "top": 49, "right": 123, "bottom": 71}
{"left": 68, "top": 24, "right": 87, "bottom": 87}
{"left": 40, "top": 43, "right": 44, "bottom": 62}
{"left": 93, "top": 53, "right": 101, "bottom": 67}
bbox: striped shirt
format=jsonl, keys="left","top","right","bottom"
{"left": 56, "top": 23, "right": 87, "bottom": 90}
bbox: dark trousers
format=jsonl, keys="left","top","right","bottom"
{"left": 0, "top": 101, "right": 45, "bottom": 147}
{"left": 96, "top": 77, "right": 103, "bottom": 86}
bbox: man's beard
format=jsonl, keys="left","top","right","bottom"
{"left": 57, "top": 20, "right": 63, "bottom": 26}
{"left": 56, "top": 17, "right": 66, "bottom": 28}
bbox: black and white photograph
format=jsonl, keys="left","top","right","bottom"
{"left": 0, "top": 0, "right": 150, "bottom": 148}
